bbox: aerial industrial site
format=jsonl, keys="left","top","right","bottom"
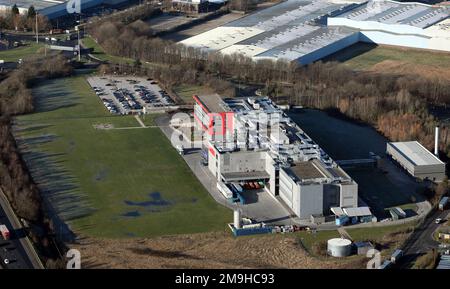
{"left": 0, "top": 0, "right": 449, "bottom": 279}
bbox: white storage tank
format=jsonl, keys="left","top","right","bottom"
{"left": 233, "top": 209, "right": 241, "bottom": 229}
{"left": 327, "top": 238, "right": 352, "bottom": 257}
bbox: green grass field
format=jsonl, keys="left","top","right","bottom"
{"left": 14, "top": 71, "right": 231, "bottom": 238}
{"left": 82, "top": 36, "right": 135, "bottom": 64}
{"left": 0, "top": 42, "right": 44, "bottom": 62}
{"left": 325, "top": 43, "right": 450, "bottom": 70}
{"left": 173, "top": 84, "right": 208, "bottom": 104}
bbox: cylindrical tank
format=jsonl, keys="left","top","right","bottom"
{"left": 327, "top": 238, "right": 352, "bottom": 257}
{"left": 233, "top": 209, "right": 241, "bottom": 229}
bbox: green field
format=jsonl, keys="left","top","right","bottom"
{"left": 173, "top": 84, "right": 208, "bottom": 104}
{"left": 325, "top": 43, "right": 450, "bottom": 70}
{"left": 0, "top": 42, "right": 44, "bottom": 62}
{"left": 82, "top": 36, "right": 135, "bottom": 64}
{"left": 14, "top": 71, "right": 231, "bottom": 238}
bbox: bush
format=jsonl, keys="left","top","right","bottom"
{"left": 413, "top": 249, "right": 439, "bottom": 269}
{"left": 311, "top": 241, "right": 328, "bottom": 256}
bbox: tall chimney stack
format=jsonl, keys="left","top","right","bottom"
{"left": 435, "top": 126, "right": 439, "bottom": 157}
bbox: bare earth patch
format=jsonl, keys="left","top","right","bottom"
{"left": 368, "top": 60, "right": 450, "bottom": 82}
{"left": 72, "top": 232, "right": 366, "bottom": 269}
{"left": 93, "top": 123, "right": 114, "bottom": 130}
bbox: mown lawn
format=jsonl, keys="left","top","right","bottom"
{"left": 325, "top": 42, "right": 450, "bottom": 70}
{"left": 0, "top": 42, "right": 43, "bottom": 62}
{"left": 173, "top": 84, "right": 208, "bottom": 104}
{"left": 13, "top": 71, "right": 231, "bottom": 238}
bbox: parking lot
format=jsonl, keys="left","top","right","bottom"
{"left": 87, "top": 76, "right": 176, "bottom": 115}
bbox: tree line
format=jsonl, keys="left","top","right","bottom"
{"left": 87, "top": 18, "right": 450, "bottom": 156}
{"left": 0, "top": 5, "right": 51, "bottom": 32}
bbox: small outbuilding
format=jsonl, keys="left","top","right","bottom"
{"left": 354, "top": 241, "right": 374, "bottom": 256}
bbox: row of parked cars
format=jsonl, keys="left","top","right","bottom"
{"left": 113, "top": 88, "right": 143, "bottom": 111}
{"left": 159, "top": 89, "right": 175, "bottom": 106}
{"left": 93, "top": 87, "right": 120, "bottom": 115}
{"left": 102, "top": 98, "right": 119, "bottom": 114}
{"left": 134, "top": 84, "right": 174, "bottom": 107}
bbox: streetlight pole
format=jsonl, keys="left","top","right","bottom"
{"left": 35, "top": 13, "right": 38, "bottom": 44}
{"left": 77, "top": 27, "right": 81, "bottom": 61}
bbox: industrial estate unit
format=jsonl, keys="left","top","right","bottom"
{"left": 180, "top": 0, "right": 450, "bottom": 64}
{"left": 193, "top": 94, "right": 359, "bottom": 220}
{"left": 0, "top": 0, "right": 129, "bottom": 19}
{"left": 386, "top": 141, "right": 446, "bottom": 182}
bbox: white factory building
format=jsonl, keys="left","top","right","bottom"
{"left": 180, "top": 0, "right": 450, "bottom": 64}
{"left": 193, "top": 94, "right": 358, "bottom": 219}
{"left": 386, "top": 141, "right": 446, "bottom": 182}
{"left": 0, "top": 0, "right": 130, "bottom": 20}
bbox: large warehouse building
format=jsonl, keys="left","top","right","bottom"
{"left": 180, "top": 0, "right": 450, "bottom": 64}
{"left": 193, "top": 95, "right": 359, "bottom": 219}
{"left": 386, "top": 141, "right": 446, "bottom": 182}
{"left": 0, "top": 0, "right": 130, "bottom": 20}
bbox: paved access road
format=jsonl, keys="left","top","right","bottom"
{"left": 400, "top": 208, "right": 449, "bottom": 268}
{"left": 0, "top": 190, "right": 43, "bottom": 269}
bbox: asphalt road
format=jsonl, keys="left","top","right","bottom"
{"left": 0, "top": 206, "right": 33, "bottom": 269}
{"left": 400, "top": 208, "right": 449, "bottom": 268}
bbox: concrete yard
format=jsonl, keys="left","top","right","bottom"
{"left": 146, "top": 13, "right": 192, "bottom": 32}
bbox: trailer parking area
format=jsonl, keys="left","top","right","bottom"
{"left": 87, "top": 76, "right": 176, "bottom": 115}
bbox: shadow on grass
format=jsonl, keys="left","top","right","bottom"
{"left": 322, "top": 42, "right": 378, "bottom": 63}
{"left": 14, "top": 135, "right": 94, "bottom": 242}
{"left": 33, "top": 84, "right": 80, "bottom": 113}
{"left": 128, "top": 247, "right": 202, "bottom": 260}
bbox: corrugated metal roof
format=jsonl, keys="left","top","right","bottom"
{"left": 388, "top": 141, "right": 445, "bottom": 166}
{"left": 343, "top": 206, "right": 372, "bottom": 217}
{"left": 337, "top": 1, "right": 450, "bottom": 28}
{"left": 331, "top": 207, "right": 345, "bottom": 216}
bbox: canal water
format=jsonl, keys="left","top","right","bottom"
{"left": 288, "top": 109, "right": 388, "bottom": 160}
{"left": 289, "top": 109, "right": 420, "bottom": 217}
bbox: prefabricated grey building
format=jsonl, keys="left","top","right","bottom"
{"left": 386, "top": 141, "right": 446, "bottom": 182}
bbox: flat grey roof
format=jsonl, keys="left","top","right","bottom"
{"left": 221, "top": 171, "right": 270, "bottom": 181}
{"left": 343, "top": 206, "right": 372, "bottom": 217}
{"left": 388, "top": 141, "right": 445, "bottom": 166}
{"left": 194, "top": 94, "right": 229, "bottom": 113}
{"left": 289, "top": 160, "right": 326, "bottom": 180}
{"left": 255, "top": 26, "right": 356, "bottom": 60}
